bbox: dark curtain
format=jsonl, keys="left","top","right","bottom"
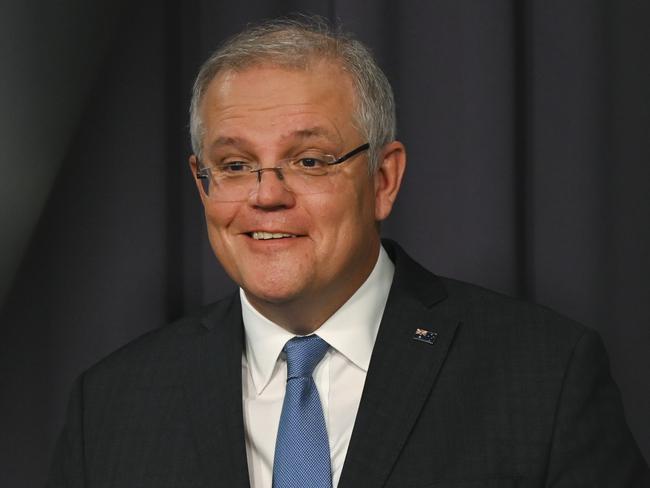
{"left": 1, "top": 1, "right": 648, "bottom": 486}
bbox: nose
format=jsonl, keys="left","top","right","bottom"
{"left": 249, "top": 167, "right": 296, "bottom": 208}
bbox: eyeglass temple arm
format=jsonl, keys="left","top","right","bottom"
{"left": 329, "top": 143, "right": 370, "bottom": 166}
{"left": 194, "top": 157, "right": 208, "bottom": 179}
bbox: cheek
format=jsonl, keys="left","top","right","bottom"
{"left": 346, "top": 176, "right": 377, "bottom": 228}
{"left": 205, "top": 203, "right": 237, "bottom": 230}
{"left": 204, "top": 204, "right": 239, "bottom": 253}
{"left": 301, "top": 194, "right": 348, "bottom": 243}
{"left": 308, "top": 179, "right": 376, "bottom": 246}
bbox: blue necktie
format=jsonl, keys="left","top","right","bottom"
{"left": 273, "top": 335, "right": 332, "bottom": 488}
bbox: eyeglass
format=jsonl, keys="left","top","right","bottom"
{"left": 195, "top": 142, "right": 370, "bottom": 202}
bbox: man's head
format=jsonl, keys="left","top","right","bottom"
{"left": 189, "top": 17, "right": 406, "bottom": 332}
{"left": 190, "top": 17, "right": 395, "bottom": 172}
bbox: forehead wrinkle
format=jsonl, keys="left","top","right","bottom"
{"left": 208, "top": 126, "right": 342, "bottom": 151}
{"left": 208, "top": 127, "right": 334, "bottom": 148}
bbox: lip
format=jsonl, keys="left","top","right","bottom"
{"left": 241, "top": 232, "right": 306, "bottom": 252}
{"left": 240, "top": 230, "right": 306, "bottom": 242}
{"left": 252, "top": 231, "right": 295, "bottom": 240}
{"left": 243, "top": 229, "right": 306, "bottom": 237}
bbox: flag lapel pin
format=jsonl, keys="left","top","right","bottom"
{"left": 413, "top": 328, "right": 438, "bottom": 345}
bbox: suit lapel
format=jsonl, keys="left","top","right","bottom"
{"left": 338, "top": 241, "right": 459, "bottom": 488}
{"left": 182, "top": 294, "right": 251, "bottom": 488}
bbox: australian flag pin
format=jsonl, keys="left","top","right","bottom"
{"left": 413, "top": 328, "right": 438, "bottom": 345}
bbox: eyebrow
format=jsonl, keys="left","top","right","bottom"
{"left": 287, "top": 127, "right": 338, "bottom": 142}
{"left": 208, "top": 136, "right": 246, "bottom": 149}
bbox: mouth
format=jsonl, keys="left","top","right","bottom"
{"left": 248, "top": 231, "right": 300, "bottom": 240}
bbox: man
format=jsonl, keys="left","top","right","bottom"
{"left": 49, "top": 17, "right": 648, "bottom": 488}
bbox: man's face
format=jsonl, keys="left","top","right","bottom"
{"left": 193, "top": 61, "right": 400, "bottom": 328}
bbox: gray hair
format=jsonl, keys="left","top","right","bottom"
{"left": 189, "top": 16, "right": 396, "bottom": 173}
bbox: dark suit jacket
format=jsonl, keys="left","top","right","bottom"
{"left": 48, "top": 240, "right": 649, "bottom": 487}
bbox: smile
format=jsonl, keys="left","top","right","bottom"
{"left": 250, "top": 231, "right": 298, "bottom": 240}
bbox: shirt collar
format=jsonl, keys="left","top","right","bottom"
{"left": 241, "top": 245, "right": 395, "bottom": 396}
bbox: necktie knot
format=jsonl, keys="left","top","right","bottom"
{"left": 284, "top": 335, "right": 329, "bottom": 379}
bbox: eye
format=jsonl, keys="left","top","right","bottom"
{"left": 216, "top": 161, "right": 255, "bottom": 174}
{"left": 294, "top": 156, "right": 328, "bottom": 169}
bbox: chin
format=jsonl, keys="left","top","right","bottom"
{"left": 236, "top": 254, "right": 313, "bottom": 295}
{"left": 241, "top": 275, "right": 307, "bottom": 305}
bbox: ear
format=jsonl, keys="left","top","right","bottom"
{"left": 374, "top": 141, "right": 406, "bottom": 221}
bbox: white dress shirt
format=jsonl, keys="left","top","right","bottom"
{"left": 240, "top": 245, "right": 395, "bottom": 488}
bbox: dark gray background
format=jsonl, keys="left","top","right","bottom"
{"left": 1, "top": 1, "right": 648, "bottom": 486}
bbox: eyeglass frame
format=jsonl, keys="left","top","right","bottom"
{"left": 194, "top": 142, "right": 370, "bottom": 195}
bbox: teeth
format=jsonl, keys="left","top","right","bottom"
{"left": 251, "top": 231, "right": 297, "bottom": 240}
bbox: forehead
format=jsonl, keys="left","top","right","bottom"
{"left": 199, "top": 61, "right": 358, "bottom": 147}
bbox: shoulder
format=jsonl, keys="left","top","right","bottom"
{"left": 386, "top": 239, "right": 592, "bottom": 360}
{"left": 424, "top": 275, "right": 606, "bottom": 390}
{"left": 82, "top": 293, "right": 239, "bottom": 388}
{"left": 440, "top": 275, "right": 585, "bottom": 338}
